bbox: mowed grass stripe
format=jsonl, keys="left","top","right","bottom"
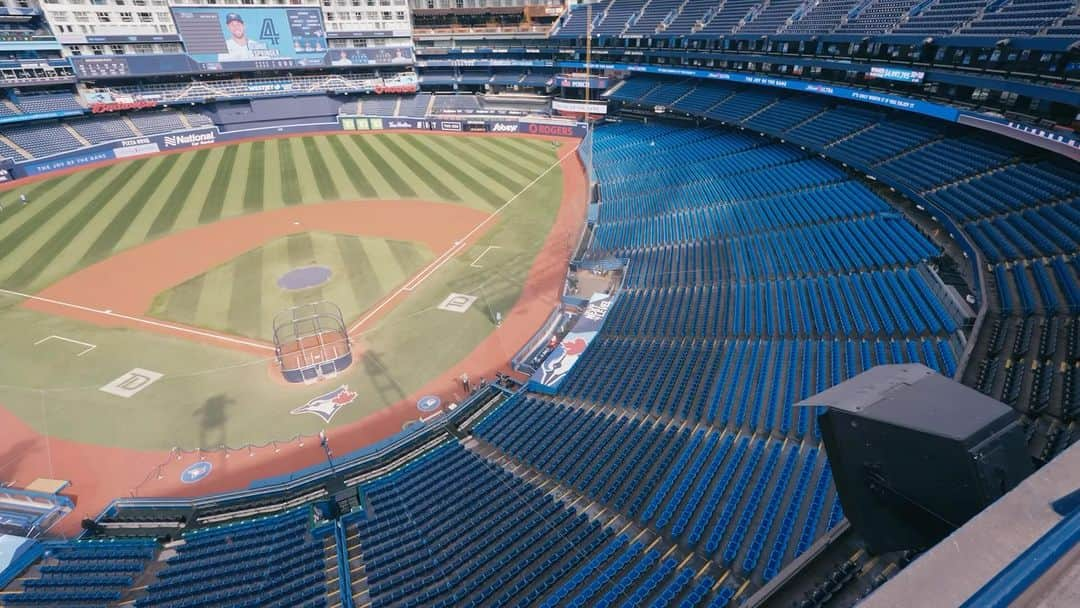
{"left": 197, "top": 145, "right": 239, "bottom": 223}
{"left": 311, "top": 137, "right": 355, "bottom": 200}
{"left": 30, "top": 161, "right": 155, "bottom": 283}
{"left": 147, "top": 149, "right": 210, "bottom": 238}
{"left": 313, "top": 136, "right": 358, "bottom": 199}
{"left": 227, "top": 247, "right": 263, "bottom": 337}
{"left": 287, "top": 137, "right": 321, "bottom": 202}
{"left": 0, "top": 171, "right": 68, "bottom": 230}
{"left": 192, "top": 256, "right": 235, "bottom": 329}
{"left": 360, "top": 237, "right": 406, "bottom": 290}
{"left": 387, "top": 240, "right": 429, "bottom": 275}
{"left": 352, "top": 135, "right": 416, "bottom": 198}
{"left": 286, "top": 233, "right": 323, "bottom": 304}
{"left": 7, "top": 163, "right": 144, "bottom": 288}
{"left": 243, "top": 141, "right": 265, "bottom": 212}
{"left": 325, "top": 136, "right": 377, "bottom": 198}
{"left": 467, "top": 137, "right": 550, "bottom": 182}
{"left": 81, "top": 155, "right": 181, "bottom": 265}
{"left": 301, "top": 137, "right": 339, "bottom": 201}
{"left": 362, "top": 136, "right": 440, "bottom": 201}
{"left": 434, "top": 136, "right": 527, "bottom": 193}
{"left": 337, "top": 136, "right": 398, "bottom": 198}
{"left": 260, "top": 138, "right": 283, "bottom": 209}
{"left": 420, "top": 135, "right": 521, "bottom": 198}
{"left": 158, "top": 274, "right": 205, "bottom": 324}
{"left": 287, "top": 231, "right": 316, "bottom": 266}
{"left": 374, "top": 134, "right": 460, "bottom": 201}
{"left": 398, "top": 134, "right": 503, "bottom": 207}
{"left": 388, "top": 136, "right": 489, "bottom": 212}
{"left": 277, "top": 139, "right": 302, "bottom": 205}
{"left": 485, "top": 136, "right": 553, "bottom": 167}
{"left": 218, "top": 143, "right": 252, "bottom": 218}
{"left": 335, "top": 234, "right": 380, "bottom": 312}
{"left": 0, "top": 169, "right": 107, "bottom": 258}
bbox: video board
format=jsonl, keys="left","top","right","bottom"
{"left": 171, "top": 6, "right": 328, "bottom": 71}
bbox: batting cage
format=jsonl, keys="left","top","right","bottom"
{"left": 273, "top": 301, "right": 353, "bottom": 383}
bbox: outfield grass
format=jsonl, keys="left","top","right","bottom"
{"left": 0, "top": 133, "right": 569, "bottom": 450}
{"left": 0, "top": 133, "right": 561, "bottom": 292}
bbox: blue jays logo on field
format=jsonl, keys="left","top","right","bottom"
{"left": 259, "top": 19, "right": 280, "bottom": 46}
{"left": 180, "top": 461, "right": 212, "bottom": 484}
{"left": 291, "top": 385, "right": 357, "bottom": 423}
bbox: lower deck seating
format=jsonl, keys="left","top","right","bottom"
{"left": 127, "top": 111, "right": 188, "bottom": 136}
{"left": 354, "top": 441, "right": 737, "bottom": 607}
{"left": 135, "top": 508, "right": 327, "bottom": 608}
{"left": 2, "top": 539, "right": 155, "bottom": 606}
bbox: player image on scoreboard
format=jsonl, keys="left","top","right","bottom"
{"left": 219, "top": 12, "right": 265, "bottom": 61}
{"left": 171, "top": 6, "right": 327, "bottom": 68}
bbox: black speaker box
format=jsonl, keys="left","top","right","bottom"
{"left": 807, "top": 364, "right": 1032, "bottom": 554}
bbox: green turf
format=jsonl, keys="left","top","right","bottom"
{"left": 0, "top": 133, "right": 570, "bottom": 450}
{"left": 0, "top": 134, "right": 558, "bottom": 293}
{"left": 243, "top": 141, "right": 266, "bottom": 213}
{"left": 149, "top": 233, "right": 434, "bottom": 342}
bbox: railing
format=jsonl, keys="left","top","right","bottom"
{"left": 847, "top": 0, "right": 876, "bottom": 21}
{"left": 959, "top": 491, "right": 1080, "bottom": 608}
{"left": 412, "top": 25, "right": 553, "bottom": 35}
{"left": 332, "top": 520, "right": 355, "bottom": 608}
{"left": 908, "top": 0, "right": 936, "bottom": 18}
{"left": 98, "top": 383, "right": 509, "bottom": 526}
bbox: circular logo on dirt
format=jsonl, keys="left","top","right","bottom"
{"left": 180, "top": 461, "right": 213, "bottom": 484}
{"left": 417, "top": 395, "right": 441, "bottom": 412}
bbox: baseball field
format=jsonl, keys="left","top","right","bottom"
{"left": 0, "top": 131, "right": 581, "bottom": 458}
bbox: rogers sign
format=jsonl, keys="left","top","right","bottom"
{"left": 526, "top": 123, "right": 575, "bottom": 137}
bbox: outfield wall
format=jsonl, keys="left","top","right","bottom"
{"left": 11, "top": 117, "right": 589, "bottom": 179}
{"left": 337, "top": 115, "right": 589, "bottom": 138}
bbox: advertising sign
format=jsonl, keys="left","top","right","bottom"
{"left": 555, "top": 75, "right": 610, "bottom": 89}
{"left": 567, "top": 60, "right": 962, "bottom": 121}
{"left": 338, "top": 116, "right": 588, "bottom": 137}
{"left": 326, "top": 46, "right": 413, "bottom": 67}
{"left": 868, "top": 66, "right": 926, "bottom": 84}
{"left": 16, "top": 127, "right": 219, "bottom": 176}
{"left": 552, "top": 98, "right": 608, "bottom": 116}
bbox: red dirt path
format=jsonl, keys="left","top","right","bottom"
{"left": 0, "top": 137, "right": 588, "bottom": 537}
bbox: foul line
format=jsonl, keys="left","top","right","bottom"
{"left": 0, "top": 288, "right": 275, "bottom": 351}
{"left": 349, "top": 141, "right": 580, "bottom": 334}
